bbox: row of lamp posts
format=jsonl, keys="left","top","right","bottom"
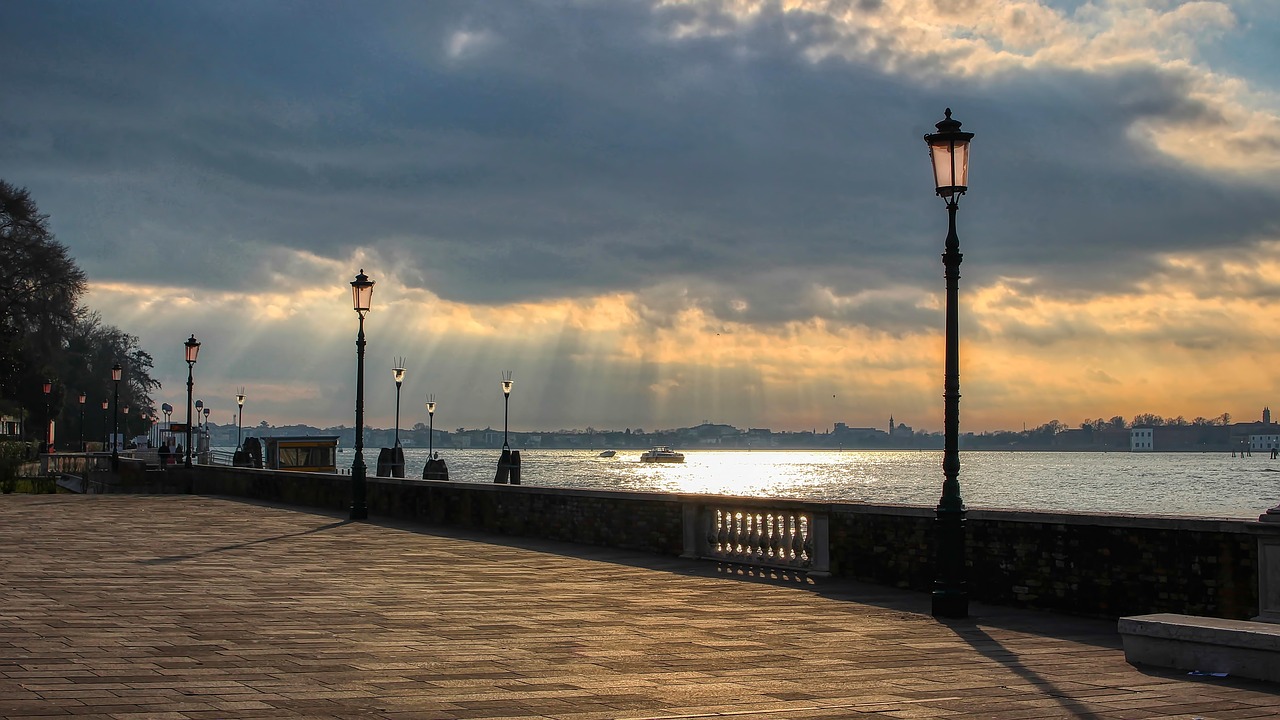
{"left": 46, "top": 110, "right": 972, "bottom": 620}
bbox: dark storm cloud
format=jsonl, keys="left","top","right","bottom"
{"left": 1, "top": 0, "right": 1277, "bottom": 335}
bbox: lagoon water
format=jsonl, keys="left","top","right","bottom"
{"left": 316, "top": 447, "right": 1280, "bottom": 520}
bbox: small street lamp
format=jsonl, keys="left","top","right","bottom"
{"left": 236, "top": 390, "right": 245, "bottom": 450}
{"left": 349, "top": 269, "right": 375, "bottom": 520}
{"left": 184, "top": 334, "right": 201, "bottom": 469}
{"left": 101, "top": 399, "right": 109, "bottom": 451}
{"left": 501, "top": 371, "right": 513, "bottom": 450}
{"left": 78, "top": 392, "right": 86, "bottom": 452}
{"left": 123, "top": 405, "right": 130, "bottom": 442}
{"left": 426, "top": 395, "right": 436, "bottom": 458}
{"left": 392, "top": 358, "right": 406, "bottom": 448}
{"left": 195, "top": 399, "right": 204, "bottom": 432}
{"left": 111, "top": 363, "right": 122, "bottom": 470}
{"left": 924, "top": 108, "right": 975, "bottom": 619}
{"left": 42, "top": 379, "right": 52, "bottom": 453}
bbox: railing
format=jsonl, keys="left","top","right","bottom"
{"left": 682, "top": 502, "right": 830, "bottom": 576}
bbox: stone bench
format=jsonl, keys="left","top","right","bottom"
{"left": 1118, "top": 613, "right": 1280, "bottom": 683}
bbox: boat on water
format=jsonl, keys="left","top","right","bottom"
{"left": 640, "top": 446, "right": 684, "bottom": 463}
{"left": 597, "top": 449, "right": 616, "bottom": 458}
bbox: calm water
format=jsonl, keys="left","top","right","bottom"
{"left": 305, "top": 447, "right": 1280, "bottom": 520}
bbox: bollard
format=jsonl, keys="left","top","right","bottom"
{"left": 494, "top": 448, "right": 511, "bottom": 484}
{"left": 510, "top": 450, "right": 521, "bottom": 485}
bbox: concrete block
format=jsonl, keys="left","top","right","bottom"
{"left": 1119, "top": 613, "right": 1280, "bottom": 683}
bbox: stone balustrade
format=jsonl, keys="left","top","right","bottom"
{"left": 169, "top": 463, "right": 1270, "bottom": 620}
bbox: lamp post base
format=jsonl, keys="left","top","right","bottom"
{"left": 931, "top": 589, "right": 969, "bottom": 619}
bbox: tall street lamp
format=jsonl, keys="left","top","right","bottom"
{"left": 924, "top": 108, "right": 975, "bottom": 619}
{"left": 392, "top": 358, "right": 406, "bottom": 448}
{"left": 426, "top": 395, "right": 436, "bottom": 458}
{"left": 501, "top": 371, "right": 513, "bottom": 450}
{"left": 236, "top": 390, "right": 245, "bottom": 450}
{"left": 42, "top": 379, "right": 52, "bottom": 453}
{"left": 350, "top": 269, "right": 375, "bottom": 520}
{"left": 184, "top": 334, "right": 201, "bottom": 469}
{"left": 111, "top": 363, "right": 122, "bottom": 469}
{"left": 78, "top": 392, "right": 86, "bottom": 452}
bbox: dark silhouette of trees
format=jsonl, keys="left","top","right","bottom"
{"left": 1, "top": 180, "right": 158, "bottom": 448}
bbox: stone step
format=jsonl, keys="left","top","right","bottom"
{"left": 1119, "top": 613, "right": 1280, "bottom": 683}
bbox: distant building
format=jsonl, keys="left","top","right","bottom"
{"left": 1251, "top": 434, "right": 1280, "bottom": 452}
{"left": 1131, "top": 427, "right": 1154, "bottom": 451}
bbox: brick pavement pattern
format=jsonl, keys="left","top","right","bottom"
{"left": 1, "top": 495, "right": 1277, "bottom": 719}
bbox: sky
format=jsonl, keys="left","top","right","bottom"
{"left": 3, "top": 0, "right": 1280, "bottom": 434}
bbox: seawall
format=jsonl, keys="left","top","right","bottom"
{"left": 174, "top": 465, "right": 1261, "bottom": 620}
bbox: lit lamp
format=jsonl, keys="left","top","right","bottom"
{"left": 392, "top": 359, "right": 406, "bottom": 448}
{"left": 42, "top": 379, "right": 52, "bottom": 453}
{"left": 349, "top": 269, "right": 375, "bottom": 520}
{"left": 924, "top": 108, "right": 974, "bottom": 619}
{"left": 501, "top": 371, "right": 513, "bottom": 450}
{"left": 235, "top": 390, "right": 245, "bottom": 450}
{"left": 78, "top": 392, "right": 86, "bottom": 452}
{"left": 184, "top": 334, "right": 201, "bottom": 470}
{"left": 111, "top": 363, "right": 122, "bottom": 469}
{"left": 426, "top": 395, "right": 436, "bottom": 458}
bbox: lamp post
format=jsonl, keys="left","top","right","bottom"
{"left": 924, "top": 108, "right": 974, "bottom": 619}
{"left": 123, "top": 405, "right": 129, "bottom": 444}
{"left": 111, "top": 364, "right": 122, "bottom": 469}
{"left": 78, "top": 392, "right": 86, "bottom": 452}
{"left": 184, "top": 334, "right": 201, "bottom": 469}
{"left": 501, "top": 371, "right": 513, "bottom": 450}
{"left": 101, "top": 399, "right": 108, "bottom": 451}
{"left": 392, "top": 359, "right": 406, "bottom": 448}
{"left": 426, "top": 395, "right": 436, "bottom": 457}
{"left": 350, "top": 269, "right": 375, "bottom": 520}
{"left": 42, "top": 380, "right": 52, "bottom": 453}
{"left": 195, "top": 399, "right": 204, "bottom": 433}
{"left": 236, "top": 390, "right": 245, "bottom": 450}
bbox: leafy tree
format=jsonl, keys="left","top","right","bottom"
{"left": 0, "top": 180, "right": 158, "bottom": 448}
{"left": 0, "top": 181, "right": 86, "bottom": 440}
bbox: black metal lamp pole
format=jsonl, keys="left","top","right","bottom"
{"left": 236, "top": 391, "right": 245, "bottom": 450}
{"left": 184, "top": 335, "right": 201, "bottom": 469}
{"left": 924, "top": 108, "right": 974, "bottom": 619}
{"left": 78, "top": 392, "right": 86, "bottom": 452}
{"left": 111, "top": 364, "right": 122, "bottom": 470}
{"left": 42, "top": 380, "right": 52, "bottom": 453}
{"left": 501, "top": 371, "right": 513, "bottom": 450}
{"left": 350, "top": 270, "right": 375, "bottom": 521}
{"left": 393, "top": 359, "right": 406, "bottom": 448}
{"left": 426, "top": 396, "right": 436, "bottom": 457}
{"left": 101, "top": 400, "right": 108, "bottom": 451}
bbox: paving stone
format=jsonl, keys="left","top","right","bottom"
{"left": 2, "top": 495, "right": 1279, "bottom": 719}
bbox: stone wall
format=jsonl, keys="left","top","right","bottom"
{"left": 179, "top": 465, "right": 1261, "bottom": 619}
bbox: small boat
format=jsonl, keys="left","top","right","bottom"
{"left": 597, "top": 449, "right": 616, "bottom": 458}
{"left": 640, "top": 446, "right": 684, "bottom": 463}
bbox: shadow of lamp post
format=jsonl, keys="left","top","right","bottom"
{"left": 111, "top": 364, "right": 122, "bottom": 470}
{"left": 350, "top": 269, "right": 375, "bottom": 521}
{"left": 184, "top": 334, "right": 201, "bottom": 469}
{"left": 924, "top": 108, "right": 975, "bottom": 620}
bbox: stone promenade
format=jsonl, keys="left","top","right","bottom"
{"left": 1, "top": 495, "right": 1277, "bottom": 719}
